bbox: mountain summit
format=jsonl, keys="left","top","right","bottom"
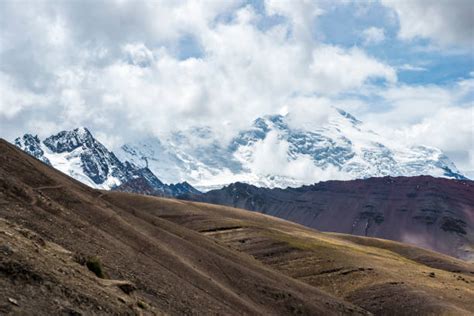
{"left": 14, "top": 127, "right": 199, "bottom": 196}
{"left": 118, "top": 107, "right": 465, "bottom": 190}
{"left": 14, "top": 108, "right": 465, "bottom": 192}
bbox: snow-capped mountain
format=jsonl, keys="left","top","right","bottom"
{"left": 118, "top": 107, "right": 465, "bottom": 191}
{"left": 14, "top": 127, "right": 199, "bottom": 196}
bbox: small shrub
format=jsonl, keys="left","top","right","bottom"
{"left": 86, "top": 256, "right": 106, "bottom": 279}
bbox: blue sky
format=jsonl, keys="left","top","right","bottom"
{"left": 317, "top": 2, "right": 472, "bottom": 85}
{"left": 251, "top": 0, "right": 474, "bottom": 86}
{"left": 0, "top": 0, "right": 473, "bottom": 175}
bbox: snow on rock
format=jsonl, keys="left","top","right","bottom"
{"left": 14, "top": 127, "right": 199, "bottom": 196}
{"left": 119, "top": 107, "right": 466, "bottom": 191}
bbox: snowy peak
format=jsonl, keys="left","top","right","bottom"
{"left": 119, "top": 106, "right": 466, "bottom": 190}
{"left": 43, "top": 127, "right": 95, "bottom": 153}
{"left": 20, "top": 108, "right": 462, "bottom": 193}
{"left": 15, "top": 128, "right": 128, "bottom": 188}
{"left": 169, "top": 181, "right": 202, "bottom": 196}
{"left": 14, "top": 128, "right": 200, "bottom": 196}
{"left": 14, "top": 134, "right": 51, "bottom": 165}
{"left": 237, "top": 107, "right": 465, "bottom": 183}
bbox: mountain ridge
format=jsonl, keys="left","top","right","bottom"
{"left": 118, "top": 107, "right": 466, "bottom": 190}
{"left": 186, "top": 175, "right": 474, "bottom": 261}
{"left": 13, "top": 107, "right": 467, "bottom": 194}
{"left": 14, "top": 127, "right": 199, "bottom": 197}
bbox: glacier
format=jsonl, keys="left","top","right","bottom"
{"left": 117, "top": 107, "right": 466, "bottom": 191}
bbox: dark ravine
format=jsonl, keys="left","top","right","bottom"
{"left": 184, "top": 176, "right": 474, "bottom": 261}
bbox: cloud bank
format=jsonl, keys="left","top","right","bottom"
{"left": 381, "top": 0, "right": 474, "bottom": 48}
{"left": 0, "top": 0, "right": 472, "bottom": 175}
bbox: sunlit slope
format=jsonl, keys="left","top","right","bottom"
{"left": 1, "top": 138, "right": 473, "bottom": 315}
{"left": 107, "top": 194, "right": 474, "bottom": 315}
{"left": 0, "top": 138, "right": 363, "bottom": 315}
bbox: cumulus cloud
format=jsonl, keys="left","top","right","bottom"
{"left": 0, "top": 0, "right": 471, "bottom": 177}
{"left": 0, "top": 72, "right": 50, "bottom": 119}
{"left": 363, "top": 78, "right": 474, "bottom": 172}
{"left": 396, "top": 107, "right": 473, "bottom": 154}
{"left": 388, "top": 106, "right": 473, "bottom": 175}
{"left": 284, "top": 97, "right": 334, "bottom": 130}
{"left": 382, "top": 0, "right": 474, "bottom": 47}
{"left": 264, "top": 0, "right": 324, "bottom": 43}
{"left": 310, "top": 46, "right": 396, "bottom": 93}
{"left": 123, "top": 43, "right": 154, "bottom": 67}
{"left": 362, "top": 27, "right": 385, "bottom": 45}
{"left": 250, "top": 131, "right": 350, "bottom": 183}
{"left": 0, "top": 0, "right": 396, "bottom": 144}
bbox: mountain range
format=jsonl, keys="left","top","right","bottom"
{"left": 13, "top": 127, "right": 199, "bottom": 197}
{"left": 118, "top": 107, "right": 466, "bottom": 190}
{"left": 14, "top": 108, "right": 466, "bottom": 193}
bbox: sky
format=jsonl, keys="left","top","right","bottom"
{"left": 0, "top": 0, "right": 473, "bottom": 175}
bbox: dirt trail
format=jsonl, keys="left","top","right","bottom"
{"left": 34, "top": 185, "right": 64, "bottom": 190}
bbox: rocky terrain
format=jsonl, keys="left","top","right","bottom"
{"left": 188, "top": 176, "right": 474, "bottom": 261}
{"left": 1, "top": 138, "right": 474, "bottom": 314}
{"left": 14, "top": 107, "right": 466, "bottom": 194}
{"left": 14, "top": 127, "right": 199, "bottom": 197}
{"left": 118, "top": 107, "right": 466, "bottom": 190}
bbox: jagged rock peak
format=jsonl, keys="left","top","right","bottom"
{"left": 43, "top": 127, "right": 96, "bottom": 153}
{"left": 14, "top": 134, "right": 51, "bottom": 165}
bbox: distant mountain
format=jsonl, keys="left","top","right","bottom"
{"left": 14, "top": 127, "right": 199, "bottom": 197}
{"left": 118, "top": 107, "right": 466, "bottom": 191}
{"left": 186, "top": 176, "right": 474, "bottom": 261}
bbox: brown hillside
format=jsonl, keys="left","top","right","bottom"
{"left": 1, "top": 138, "right": 473, "bottom": 315}
{"left": 191, "top": 177, "right": 474, "bottom": 261}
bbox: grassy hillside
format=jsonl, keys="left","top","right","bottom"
{"left": 1, "top": 139, "right": 473, "bottom": 315}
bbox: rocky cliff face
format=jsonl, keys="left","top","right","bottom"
{"left": 14, "top": 127, "right": 199, "bottom": 197}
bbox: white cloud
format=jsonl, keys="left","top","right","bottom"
{"left": 398, "top": 64, "right": 427, "bottom": 72}
{"left": 362, "top": 78, "right": 474, "bottom": 172}
{"left": 0, "top": 0, "right": 471, "bottom": 178}
{"left": 123, "top": 43, "right": 154, "bottom": 67}
{"left": 265, "top": 0, "right": 324, "bottom": 43}
{"left": 250, "top": 130, "right": 350, "bottom": 182}
{"left": 382, "top": 0, "right": 474, "bottom": 47}
{"left": 384, "top": 106, "right": 474, "bottom": 174}
{"left": 370, "top": 81, "right": 470, "bottom": 125}
{"left": 285, "top": 97, "right": 334, "bottom": 130}
{"left": 395, "top": 107, "right": 473, "bottom": 154}
{"left": 362, "top": 27, "right": 385, "bottom": 45}
{"left": 0, "top": 72, "right": 50, "bottom": 119}
{"left": 310, "top": 46, "right": 396, "bottom": 94}
{"left": 0, "top": 1, "right": 397, "bottom": 145}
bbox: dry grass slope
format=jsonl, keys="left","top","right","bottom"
{"left": 1, "top": 138, "right": 473, "bottom": 315}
